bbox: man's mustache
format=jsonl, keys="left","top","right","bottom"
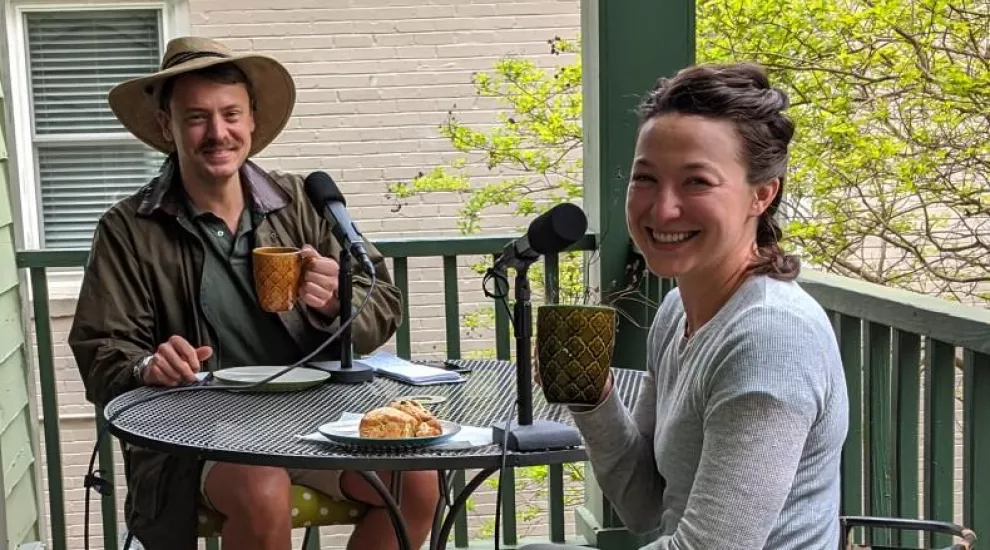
{"left": 198, "top": 139, "right": 239, "bottom": 152}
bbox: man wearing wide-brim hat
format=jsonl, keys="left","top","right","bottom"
{"left": 68, "top": 36, "right": 438, "bottom": 550}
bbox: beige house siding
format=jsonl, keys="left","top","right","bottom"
{"left": 1, "top": 79, "right": 42, "bottom": 549}
{"left": 20, "top": 1, "right": 583, "bottom": 548}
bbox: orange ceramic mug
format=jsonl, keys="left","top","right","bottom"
{"left": 252, "top": 247, "right": 303, "bottom": 312}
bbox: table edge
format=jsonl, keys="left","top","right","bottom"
{"left": 108, "top": 421, "right": 588, "bottom": 471}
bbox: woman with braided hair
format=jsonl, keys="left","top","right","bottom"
{"left": 524, "top": 63, "right": 848, "bottom": 549}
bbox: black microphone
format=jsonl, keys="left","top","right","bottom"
{"left": 494, "top": 203, "right": 588, "bottom": 272}
{"left": 304, "top": 172, "right": 376, "bottom": 277}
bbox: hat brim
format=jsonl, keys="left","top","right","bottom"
{"left": 108, "top": 54, "right": 295, "bottom": 157}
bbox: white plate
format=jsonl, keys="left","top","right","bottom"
{"left": 211, "top": 366, "right": 330, "bottom": 392}
{"left": 317, "top": 419, "right": 461, "bottom": 449}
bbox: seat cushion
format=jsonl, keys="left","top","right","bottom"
{"left": 197, "top": 484, "right": 367, "bottom": 537}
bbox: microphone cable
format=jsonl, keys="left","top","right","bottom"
{"left": 483, "top": 266, "right": 519, "bottom": 550}
{"left": 82, "top": 272, "right": 377, "bottom": 550}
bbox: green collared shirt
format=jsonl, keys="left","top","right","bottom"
{"left": 180, "top": 195, "right": 299, "bottom": 368}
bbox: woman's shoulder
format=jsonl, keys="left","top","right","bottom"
{"left": 709, "top": 276, "right": 843, "bottom": 385}
{"left": 726, "top": 276, "right": 834, "bottom": 337}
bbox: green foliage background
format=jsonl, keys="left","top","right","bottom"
{"left": 391, "top": 0, "right": 990, "bottom": 304}
{"left": 701, "top": 0, "right": 989, "bottom": 302}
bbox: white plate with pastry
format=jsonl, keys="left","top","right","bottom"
{"left": 317, "top": 400, "right": 461, "bottom": 449}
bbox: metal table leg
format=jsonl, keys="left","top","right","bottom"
{"left": 391, "top": 470, "right": 403, "bottom": 505}
{"left": 430, "top": 470, "right": 455, "bottom": 550}
{"left": 357, "top": 471, "right": 412, "bottom": 550}
{"left": 432, "top": 466, "right": 500, "bottom": 550}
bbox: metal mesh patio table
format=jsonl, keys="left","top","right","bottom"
{"left": 104, "top": 359, "right": 645, "bottom": 549}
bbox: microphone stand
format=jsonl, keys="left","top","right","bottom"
{"left": 310, "top": 247, "right": 374, "bottom": 383}
{"left": 491, "top": 264, "right": 582, "bottom": 451}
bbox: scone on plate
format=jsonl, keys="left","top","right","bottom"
{"left": 389, "top": 400, "right": 442, "bottom": 437}
{"left": 358, "top": 400, "right": 444, "bottom": 439}
{"left": 359, "top": 407, "right": 417, "bottom": 439}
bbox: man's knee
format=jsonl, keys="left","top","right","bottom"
{"left": 205, "top": 463, "right": 292, "bottom": 518}
{"left": 400, "top": 471, "right": 441, "bottom": 515}
{"left": 340, "top": 470, "right": 439, "bottom": 512}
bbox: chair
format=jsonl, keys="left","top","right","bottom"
{"left": 198, "top": 485, "right": 367, "bottom": 549}
{"left": 841, "top": 516, "right": 977, "bottom": 550}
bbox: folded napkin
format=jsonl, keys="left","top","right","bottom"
{"left": 299, "top": 413, "right": 494, "bottom": 451}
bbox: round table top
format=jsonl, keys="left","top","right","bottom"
{"left": 104, "top": 359, "right": 644, "bottom": 471}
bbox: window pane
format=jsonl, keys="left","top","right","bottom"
{"left": 26, "top": 9, "right": 164, "bottom": 249}
{"left": 27, "top": 10, "right": 161, "bottom": 135}
{"left": 38, "top": 144, "right": 164, "bottom": 249}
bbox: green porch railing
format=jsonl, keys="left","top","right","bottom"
{"left": 15, "top": 234, "right": 600, "bottom": 550}
{"left": 799, "top": 270, "right": 990, "bottom": 548}
{"left": 16, "top": 241, "right": 990, "bottom": 550}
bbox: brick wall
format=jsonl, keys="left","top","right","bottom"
{"left": 35, "top": 1, "right": 584, "bottom": 548}
{"left": 199, "top": 0, "right": 583, "bottom": 359}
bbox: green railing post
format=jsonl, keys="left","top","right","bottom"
{"left": 836, "top": 313, "right": 864, "bottom": 518}
{"left": 440, "top": 255, "right": 469, "bottom": 547}
{"left": 442, "top": 256, "right": 461, "bottom": 360}
{"left": 452, "top": 470, "right": 468, "bottom": 548}
{"left": 543, "top": 252, "right": 568, "bottom": 543}
{"left": 924, "top": 339, "right": 955, "bottom": 548}
{"left": 95, "top": 409, "right": 118, "bottom": 549}
{"left": 30, "top": 267, "right": 67, "bottom": 550}
{"left": 892, "top": 330, "right": 920, "bottom": 547}
{"left": 499, "top": 468, "right": 517, "bottom": 547}
{"left": 393, "top": 257, "right": 411, "bottom": 359}
{"left": 548, "top": 464, "right": 566, "bottom": 543}
{"left": 543, "top": 252, "right": 559, "bottom": 305}
{"left": 963, "top": 350, "right": 989, "bottom": 542}
{"left": 864, "top": 322, "right": 893, "bottom": 545}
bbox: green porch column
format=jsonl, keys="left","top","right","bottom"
{"left": 578, "top": 0, "right": 694, "bottom": 548}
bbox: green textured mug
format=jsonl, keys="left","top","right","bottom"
{"left": 536, "top": 304, "right": 616, "bottom": 406}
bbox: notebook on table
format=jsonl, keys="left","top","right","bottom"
{"left": 356, "top": 351, "right": 465, "bottom": 386}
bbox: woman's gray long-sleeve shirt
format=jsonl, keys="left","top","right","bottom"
{"left": 571, "top": 275, "right": 848, "bottom": 549}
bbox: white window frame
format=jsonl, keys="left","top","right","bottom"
{"left": 4, "top": 0, "right": 188, "bottom": 251}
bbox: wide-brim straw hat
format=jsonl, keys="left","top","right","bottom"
{"left": 108, "top": 36, "right": 295, "bottom": 157}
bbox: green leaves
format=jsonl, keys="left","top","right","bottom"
{"left": 387, "top": 37, "right": 583, "bottom": 238}
{"left": 390, "top": 166, "right": 470, "bottom": 198}
{"left": 700, "top": 0, "right": 989, "bottom": 302}
{"left": 391, "top": 3, "right": 988, "bottom": 304}
{"left": 386, "top": 37, "right": 592, "bottom": 304}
